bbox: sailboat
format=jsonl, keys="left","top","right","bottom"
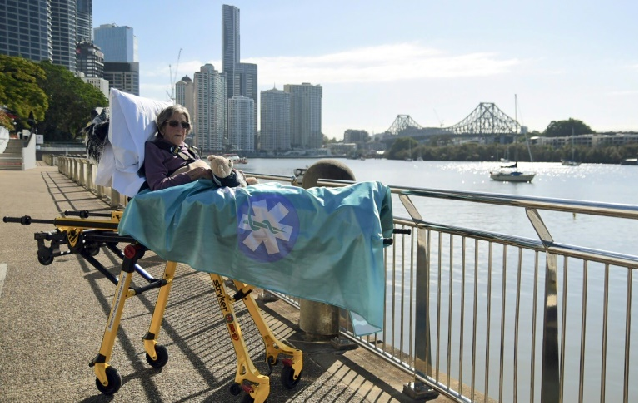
{"left": 490, "top": 95, "right": 536, "bottom": 182}
{"left": 562, "top": 127, "right": 581, "bottom": 166}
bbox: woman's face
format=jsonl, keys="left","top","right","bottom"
{"left": 161, "top": 112, "right": 190, "bottom": 147}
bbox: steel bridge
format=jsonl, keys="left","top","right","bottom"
{"left": 386, "top": 102, "right": 520, "bottom": 136}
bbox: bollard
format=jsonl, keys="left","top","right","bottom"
{"left": 298, "top": 160, "right": 356, "bottom": 339}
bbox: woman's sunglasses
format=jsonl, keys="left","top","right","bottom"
{"left": 165, "top": 120, "right": 190, "bottom": 129}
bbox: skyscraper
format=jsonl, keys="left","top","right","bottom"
{"left": 222, "top": 5, "right": 257, "bottom": 142}
{"left": 94, "top": 23, "right": 139, "bottom": 95}
{"left": 260, "top": 87, "right": 291, "bottom": 152}
{"left": 222, "top": 4, "right": 239, "bottom": 99}
{"left": 50, "top": 0, "right": 77, "bottom": 72}
{"left": 194, "top": 64, "right": 226, "bottom": 153}
{"left": 76, "top": 0, "right": 92, "bottom": 43}
{"left": 284, "top": 83, "right": 323, "bottom": 150}
{"left": 0, "top": 0, "right": 52, "bottom": 63}
{"left": 93, "top": 23, "right": 137, "bottom": 62}
{"left": 176, "top": 76, "right": 195, "bottom": 117}
{"left": 76, "top": 41, "right": 103, "bottom": 77}
{"left": 176, "top": 75, "right": 195, "bottom": 143}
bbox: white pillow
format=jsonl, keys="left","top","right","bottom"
{"left": 97, "top": 88, "right": 171, "bottom": 197}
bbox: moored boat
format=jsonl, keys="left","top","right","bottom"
{"left": 490, "top": 169, "right": 536, "bottom": 182}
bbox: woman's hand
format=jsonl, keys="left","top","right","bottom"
{"left": 188, "top": 167, "right": 213, "bottom": 181}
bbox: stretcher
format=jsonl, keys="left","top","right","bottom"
{"left": 3, "top": 210, "right": 303, "bottom": 403}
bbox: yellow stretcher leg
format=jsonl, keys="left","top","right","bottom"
{"left": 142, "top": 260, "right": 177, "bottom": 367}
{"left": 231, "top": 279, "right": 303, "bottom": 386}
{"left": 211, "top": 274, "right": 270, "bottom": 403}
{"left": 90, "top": 244, "right": 150, "bottom": 395}
{"left": 91, "top": 246, "right": 303, "bottom": 401}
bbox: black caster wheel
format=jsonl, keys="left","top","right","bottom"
{"left": 281, "top": 365, "right": 302, "bottom": 389}
{"left": 86, "top": 243, "right": 101, "bottom": 256}
{"left": 146, "top": 345, "right": 168, "bottom": 369}
{"left": 95, "top": 367, "right": 122, "bottom": 395}
{"left": 229, "top": 382, "right": 242, "bottom": 396}
{"left": 37, "top": 250, "right": 53, "bottom": 265}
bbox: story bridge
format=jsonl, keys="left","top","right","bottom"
{"left": 385, "top": 102, "right": 521, "bottom": 139}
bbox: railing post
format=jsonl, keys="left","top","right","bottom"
{"left": 110, "top": 188, "right": 121, "bottom": 209}
{"left": 397, "top": 194, "right": 435, "bottom": 379}
{"left": 86, "top": 162, "right": 93, "bottom": 192}
{"left": 298, "top": 160, "right": 356, "bottom": 339}
{"left": 525, "top": 209, "right": 560, "bottom": 402}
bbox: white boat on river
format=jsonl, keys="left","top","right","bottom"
{"left": 489, "top": 169, "right": 536, "bottom": 182}
{"left": 489, "top": 162, "right": 536, "bottom": 182}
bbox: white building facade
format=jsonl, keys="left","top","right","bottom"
{"left": 284, "top": 83, "right": 322, "bottom": 150}
{"left": 260, "top": 87, "right": 291, "bottom": 152}
{"left": 194, "top": 64, "right": 226, "bottom": 153}
{"left": 227, "top": 96, "right": 254, "bottom": 152}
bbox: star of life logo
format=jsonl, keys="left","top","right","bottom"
{"left": 237, "top": 194, "right": 299, "bottom": 262}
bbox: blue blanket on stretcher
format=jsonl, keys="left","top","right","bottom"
{"left": 118, "top": 180, "right": 393, "bottom": 336}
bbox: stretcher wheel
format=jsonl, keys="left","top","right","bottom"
{"left": 85, "top": 243, "right": 101, "bottom": 256}
{"left": 281, "top": 366, "right": 302, "bottom": 389}
{"left": 37, "top": 250, "right": 53, "bottom": 265}
{"left": 146, "top": 345, "right": 168, "bottom": 368}
{"left": 228, "top": 382, "right": 242, "bottom": 396}
{"left": 95, "top": 367, "right": 122, "bottom": 395}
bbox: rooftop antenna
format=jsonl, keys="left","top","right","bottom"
{"left": 167, "top": 48, "right": 182, "bottom": 104}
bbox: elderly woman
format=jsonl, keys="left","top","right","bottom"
{"left": 141, "top": 105, "right": 212, "bottom": 191}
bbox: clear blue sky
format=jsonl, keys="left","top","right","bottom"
{"left": 93, "top": 0, "right": 638, "bottom": 139}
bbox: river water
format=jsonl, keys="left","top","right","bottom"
{"left": 242, "top": 158, "right": 637, "bottom": 402}
{"left": 244, "top": 158, "right": 636, "bottom": 255}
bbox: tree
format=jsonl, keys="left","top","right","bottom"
{"left": 544, "top": 118, "right": 593, "bottom": 137}
{"left": 37, "top": 61, "right": 108, "bottom": 141}
{"left": 386, "top": 137, "right": 418, "bottom": 160}
{"left": 0, "top": 55, "right": 48, "bottom": 130}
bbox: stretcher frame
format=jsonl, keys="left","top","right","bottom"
{"left": 3, "top": 210, "right": 303, "bottom": 403}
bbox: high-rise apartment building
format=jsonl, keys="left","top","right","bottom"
{"left": 194, "top": 64, "right": 226, "bottom": 153}
{"left": 0, "top": 0, "right": 52, "bottom": 63}
{"left": 176, "top": 76, "right": 195, "bottom": 116}
{"left": 284, "top": 83, "right": 323, "bottom": 150}
{"left": 260, "top": 87, "right": 291, "bottom": 152}
{"left": 222, "top": 5, "right": 257, "bottom": 140}
{"left": 227, "top": 96, "right": 254, "bottom": 152}
{"left": 176, "top": 76, "right": 196, "bottom": 143}
{"left": 93, "top": 23, "right": 137, "bottom": 62}
{"left": 76, "top": 0, "right": 92, "bottom": 43}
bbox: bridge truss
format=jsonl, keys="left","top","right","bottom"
{"left": 386, "top": 102, "right": 520, "bottom": 136}
{"left": 449, "top": 102, "right": 519, "bottom": 135}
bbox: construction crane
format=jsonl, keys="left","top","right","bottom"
{"left": 167, "top": 48, "right": 182, "bottom": 104}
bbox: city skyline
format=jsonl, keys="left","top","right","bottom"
{"left": 92, "top": 0, "right": 638, "bottom": 139}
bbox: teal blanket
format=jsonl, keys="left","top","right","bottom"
{"left": 118, "top": 180, "right": 393, "bottom": 335}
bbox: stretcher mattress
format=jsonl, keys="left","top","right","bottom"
{"left": 118, "top": 180, "right": 393, "bottom": 335}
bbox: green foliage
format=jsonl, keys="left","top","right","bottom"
{"left": 544, "top": 118, "right": 593, "bottom": 137}
{"left": 385, "top": 139, "right": 637, "bottom": 164}
{"left": 386, "top": 137, "right": 418, "bottom": 160}
{"left": 37, "top": 61, "right": 108, "bottom": 141}
{"left": 0, "top": 55, "right": 48, "bottom": 130}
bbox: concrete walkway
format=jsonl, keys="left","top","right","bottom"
{"left": 0, "top": 164, "right": 449, "bottom": 403}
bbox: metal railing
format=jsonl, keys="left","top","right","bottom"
{"left": 56, "top": 157, "right": 638, "bottom": 403}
